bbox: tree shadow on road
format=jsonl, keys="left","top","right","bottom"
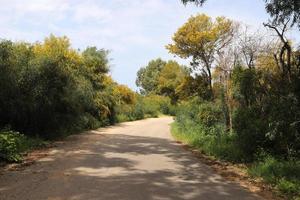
{"left": 0, "top": 130, "right": 261, "bottom": 200}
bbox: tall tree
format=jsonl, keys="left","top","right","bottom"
{"left": 136, "top": 58, "right": 166, "bottom": 94}
{"left": 82, "top": 47, "right": 110, "bottom": 89}
{"left": 166, "top": 14, "right": 236, "bottom": 97}
{"left": 158, "top": 60, "right": 188, "bottom": 104}
{"left": 263, "top": 21, "right": 293, "bottom": 80}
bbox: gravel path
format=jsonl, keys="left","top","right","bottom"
{"left": 0, "top": 117, "right": 262, "bottom": 200}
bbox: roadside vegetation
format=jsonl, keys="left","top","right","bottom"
{"left": 134, "top": 1, "right": 300, "bottom": 198}
{"left": 0, "top": 0, "right": 299, "bottom": 199}
{"left": 0, "top": 35, "right": 174, "bottom": 163}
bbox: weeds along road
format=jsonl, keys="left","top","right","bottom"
{"left": 0, "top": 117, "right": 262, "bottom": 200}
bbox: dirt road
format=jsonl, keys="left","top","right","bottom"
{"left": 0, "top": 117, "right": 262, "bottom": 200}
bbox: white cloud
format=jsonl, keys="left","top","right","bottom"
{"left": 71, "top": 2, "right": 112, "bottom": 23}
{"left": 0, "top": 0, "right": 277, "bottom": 88}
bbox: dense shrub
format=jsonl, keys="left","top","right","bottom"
{"left": 0, "top": 131, "right": 28, "bottom": 162}
{"left": 232, "top": 106, "right": 268, "bottom": 162}
{"left": 172, "top": 99, "right": 244, "bottom": 162}
{"left": 0, "top": 36, "right": 146, "bottom": 140}
{"left": 171, "top": 61, "right": 300, "bottom": 199}
{"left": 231, "top": 66, "right": 300, "bottom": 160}
{"left": 142, "top": 95, "right": 174, "bottom": 117}
{"left": 249, "top": 157, "right": 300, "bottom": 198}
{"left": 1, "top": 36, "right": 176, "bottom": 162}
{"left": 0, "top": 130, "right": 47, "bottom": 163}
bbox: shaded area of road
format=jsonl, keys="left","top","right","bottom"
{"left": 0, "top": 117, "right": 262, "bottom": 200}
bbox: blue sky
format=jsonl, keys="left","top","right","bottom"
{"left": 0, "top": 0, "right": 274, "bottom": 89}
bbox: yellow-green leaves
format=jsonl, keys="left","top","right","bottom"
{"left": 136, "top": 58, "right": 188, "bottom": 104}
{"left": 166, "top": 14, "right": 234, "bottom": 60}
{"left": 166, "top": 14, "right": 235, "bottom": 97}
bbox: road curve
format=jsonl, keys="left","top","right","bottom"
{"left": 0, "top": 117, "right": 262, "bottom": 200}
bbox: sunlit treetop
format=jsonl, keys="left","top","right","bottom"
{"left": 166, "top": 14, "right": 235, "bottom": 60}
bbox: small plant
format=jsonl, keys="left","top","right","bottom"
{"left": 248, "top": 156, "right": 300, "bottom": 199}
{"left": 277, "top": 178, "right": 299, "bottom": 197}
{"left": 0, "top": 131, "right": 26, "bottom": 162}
{"left": 0, "top": 130, "right": 47, "bottom": 163}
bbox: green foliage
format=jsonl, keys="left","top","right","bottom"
{"left": 231, "top": 64, "right": 300, "bottom": 160}
{"left": 249, "top": 157, "right": 300, "bottom": 198}
{"left": 232, "top": 66, "right": 261, "bottom": 107}
{"left": 158, "top": 60, "right": 188, "bottom": 104}
{"left": 136, "top": 58, "right": 188, "bottom": 104}
{"left": 173, "top": 97, "right": 300, "bottom": 198}
{"left": 166, "top": 14, "right": 235, "bottom": 94}
{"left": 172, "top": 121, "right": 243, "bottom": 163}
{"left": 0, "top": 131, "right": 26, "bottom": 162}
{"left": 173, "top": 100, "right": 244, "bottom": 162}
{"left": 196, "top": 102, "right": 223, "bottom": 127}
{"left": 265, "top": 0, "right": 300, "bottom": 29}
{"left": 115, "top": 94, "right": 175, "bottom": 122}
{"left": 168, "top": 10, "right": 300, "bottom": 200}
{"left": 136, "top": 58, "right": 166, "bottom": 95}
{"left": 143, "top": 95, "right": 169, "bottom": 117}
{"left": 176, "top": 75, "right": 212, "bottom": 101}
{"left": 0, "top": 130, "right": 47, "bottom": 162}
{"left": 115, "top": 100, "right": 145, "bottom": 122}
{"left": 0, "top": 36, "right": 92, "bottom": 138}
{"left": 0, "top": 35, "right": 146, "bottom": 141}
{"left": 232, "top": 106, "right": 267, "bottom": 161}
{"left": 0, "top": 35, "right": 170, "bottom": 162}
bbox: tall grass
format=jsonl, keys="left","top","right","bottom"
{"left": 171, "top": 122, "right": 244, "bottom": 163}
{"left": 172, "top": 100, "right": 300, "bottom": 199}
{"left": 249, "top": 157, "right": 300, "bottom": 198}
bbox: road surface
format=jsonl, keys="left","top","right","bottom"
{"left": 0, "top": 117, "right": 262, "bottom": 200}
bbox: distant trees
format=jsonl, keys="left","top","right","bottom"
{"left": 136, "top": 58, "right": 166, "bottom": 95}
{"left": 158, "top": 61, "right": 189, "bottom": 104}
{"left": 136, "top": 59, "right": 188, "bottom": 104}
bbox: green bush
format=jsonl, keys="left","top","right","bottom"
{"left": 0, "top": 130, "right": 47, "bottom": 163}
{"left": 277, "top": 179, "right": 299, "bottom": 198}
{"left": 0, "top": 131, "right": 27, "bottom": 162}
{"left": 232, "top": 106, "right": 268, "bottom": 162}
{"left": 248, "top": 156, "right": 300, "bottom": 198}
{"left": 142, "top": 95, "right": 161, "bottom": 117}
{"left": 115, "top": 98, "right": 145, "bottom": 122}
{"left": 196, "top": 102, "right": 223, "bottom": 127}
{"left": 231, "top": 66, "right": 300, "bottom": 160}
{"left": 132, "top": 100, "right": 145, "bottom": 120}
{"left": 142, "top": 95, "right": 174, "bottom": 117}
{"left": 172, "top": 99, "right": 243, "bottom": 162}
{"left": 172, "top": 122, "right": 243, "bottom": 162}
{"left": 0, "top": 36, "right": 144, "bottom": 139}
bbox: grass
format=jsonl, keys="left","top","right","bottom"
{"left": 171, "top": 122, "right": 244, "bottom": 163}
{"left": 248, "top": 157, "right": 300, "bottom": 199}
{"left": 171, "top": 121, "right": 300, "bottom": 200}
